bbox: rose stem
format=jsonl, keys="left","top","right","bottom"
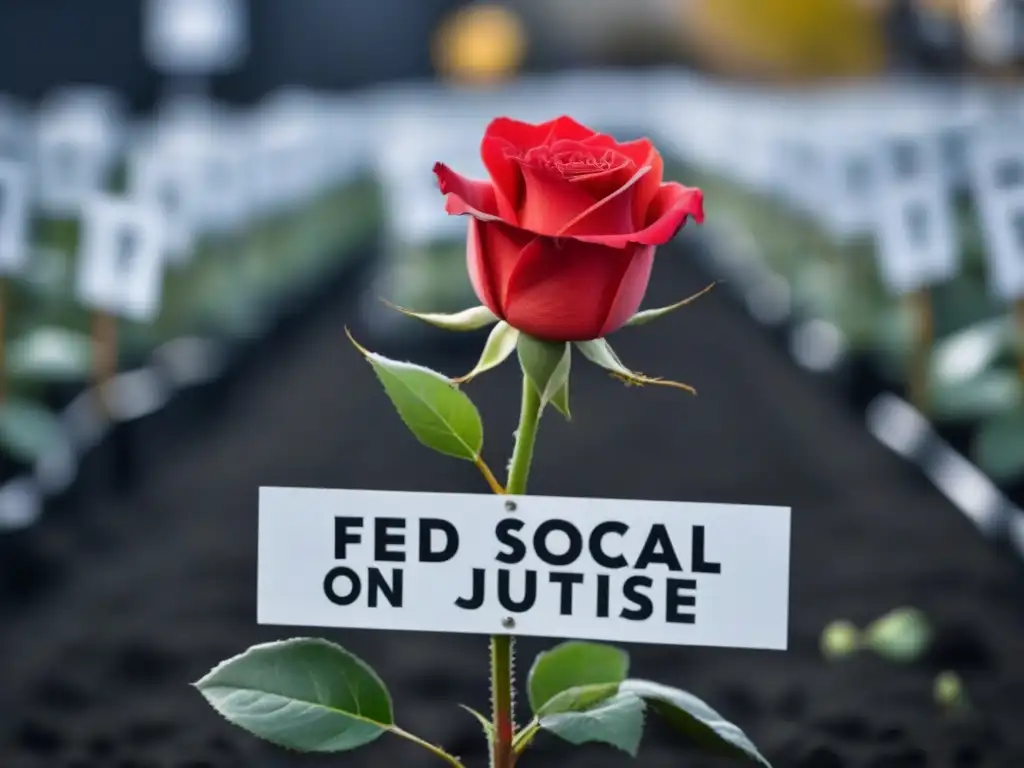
{"left": 491, "top": 378, "right": 542, "bottom": 768}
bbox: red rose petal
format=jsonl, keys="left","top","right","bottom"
{"left": 557, "top": 165, "right": 650, "bottom": 238}
{"left": 480, "top": 136, "right": 522, "bottom": 223}
{"left": 571, "top": 183, "right": 705, "bottom": 249}
{"left": 616, "top": 139, "right": 664, "bottom": 228}
{"left": 433, "top": 162, "right": 505, "bottom": 222}
{"left": 466, "top": 218, "right": 502, "bottom": 317}
{"left": 541, "top": 116, "right": 598, "bottom": 144}
{"left": 503, "top": 236, "right": 643, "bottom": 342}
{"left": 599, "top": 245, "right": 655, "bottom": 337}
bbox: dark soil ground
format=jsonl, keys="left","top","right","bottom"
{"left": 1, "top": 243, "right": 1023, "bottom": 768}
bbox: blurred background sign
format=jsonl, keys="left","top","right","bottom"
{"left": 143, "top": 0, "right": 249, "bottom": 76}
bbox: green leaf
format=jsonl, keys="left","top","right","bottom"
{"left": 575, "top": 339, "right": 696, "bottom": 395}
{"left": 383, "top": 301, "right": 499, "bottom": 332}
{"left": 626, "top": 283, "right": 716, "bottom": 327}
{"left": 537, "top": 683, "right": 621, "bottom": 717}
{"left": 348, "top": 330, "right": 483, "bottom": 461}
{"left": 863, "top": 607, "right": 932, "bottom": 663}
{"left": 194, "top": 638, "right": 393, "bottom": 753}
{"left": 539, "top": 690, "right": 645, "bottom": 756}
{"left": 517, "top": 335, "right": 571, "bottom": 411}
{"left": 7, "top": 327, "right": 93, "bottom": 383}
{"left": 974, "top": 405, "right": 1024, "bottom": 483}
{"left": 0, "top": 398, "right": 64, "bottom": 463}
{"left": 619, "top": 680, "right": 771, "bottom": 766}
{"left": 452, "top": 322, "right": 519, "bottom": 384}
{"left": 528, "top": 641, "right": 630, "bottom": 714}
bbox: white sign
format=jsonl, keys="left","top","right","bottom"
{"left": 76, "top": 195, "right": 166, "bottom": 322}
{"left": 0, "top": 161, "right": 30, "bottom": 274}
{"left": 128, "top": 144, "right": 198, "bottom": 262}
{"left": 258, "top": 488, "right": 791, "bottom": 651}
{"left": 871, "top": 132, "right": 959, "bottom": 294}
{"left": 967, "top": 123, "right": 1024, "bottom": 300}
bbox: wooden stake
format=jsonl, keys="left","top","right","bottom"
{"left": 906, "top": 286, "right": 934, "bottom": 413}
{"left": 92, "top": 310, "right": 117, "bottom": 417}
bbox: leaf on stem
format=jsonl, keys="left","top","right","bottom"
{"left": 452, "top": 322, "right": 519, "bottom": 384}
{"left": 576, "top": 339, "right": 696, "bottom": 395}
{"left": 625, "top": 282, "right": 716, "bottom": 327}
{"left": 528, "top": 641, "right": 630, "bottom": 715}
{"left": 539, "top": 690, "right": 646, "bottom": 756}
{"left": 348, "top": 329, "right": 484, "bottom": 461}
{"left": 517, "top": 335, "right": 571, "bottom": 412}
{"left": 194, "top": 638, "right": 393, "bottom": 753}
{"left": 381, "top": 300, "right": 499, "bottom": 332}
{"left": 619, "top": 679, "right": 772, "bottom": 766}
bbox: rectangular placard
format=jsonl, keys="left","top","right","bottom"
{"left": 76, "top": 194, "right": 166, "bottom": 322}
{"left": 967, "top": 123, "right": 1024, "bottom": 300}
{"left": 258, "top": 488, "right": 791, "bottom": 651}
{"left": 871, "top": 132, "right": 958, "bottom": 293}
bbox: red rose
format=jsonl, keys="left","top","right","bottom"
{"left": 433, "top": 115, "right": 704, "bottom": 342}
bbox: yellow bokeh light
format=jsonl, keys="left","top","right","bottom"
{"left": 433, "top": 4, "right": 527, "bottom": 85}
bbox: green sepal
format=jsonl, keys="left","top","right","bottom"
{"left": 452, "top": 322, "right": 519, "bottom": 384}
{"left": 551, "top": 378, "right": 571, "bottom": 419}
{"left": 625, "top": 282, "right": 716, "bottom": 327}
{"left": 576, "top": 338, "right": 695, "bottom": 394}
{"left": 348, "top": 329, "right": 483, "bottom": 461}
{"left": 517, "top": 334, "right": 571, "bottom": 411}
{"left": 382, "top": 300, "right": 499, "bottom": 332}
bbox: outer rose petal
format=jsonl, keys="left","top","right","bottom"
{"left": 468, "top": 218, "right": 541, "bottom": 316}
{"left": 480, "top": 136, "right": 522, "bottom": 222}
{"left": 466, "top": 218, "right": 502, "bottom": 317}
{"left": 599, "top": 245, "right": 655, "bottom": 336}
{"left": 616, "top": 139, "right": 664, "bottom": 228}
{"left": 434, "top": 163, "right": 504, "bottom": 221}
{"left": 502, "top": 235, "right": 653, "bottom": 342}
{"left": 571, "top": 183, "right": 705, "bottom": 249}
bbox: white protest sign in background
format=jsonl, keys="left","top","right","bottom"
{"left": 870, "top": 127, "right": 959, "bottom": 294}
{"left": 258, "top": 488, "right": 791, "bottom": 651}
{"left": 967, "top": 122, "right": 1024, "bottom": 301}
{"left": 128, "top": 139, "right": 200, "bottom": 263}
{"left": 76, "top": 195, "right": 167, "bottom": 322}
{"left": 0, "top": 160, "right": 30, "bottom": 274}
{"left": 34, "top": 90, "right": 123, "bottom": 217}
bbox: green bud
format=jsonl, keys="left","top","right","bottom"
{"left": 820, "top": 620, "right": 861, "bottom": 660}
{"left": 933, "top": 671, "right": 966, "bottom": 709}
